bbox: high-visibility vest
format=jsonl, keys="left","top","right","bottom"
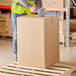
{"left": 11, "top": 0, "right": 35, "bottom": 15}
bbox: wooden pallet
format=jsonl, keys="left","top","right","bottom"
{"left": 0, "top": 62, "right": 76, "bottom": 76}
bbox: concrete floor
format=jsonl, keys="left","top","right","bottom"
{"left": 60, "top": 46, "right": 76, "bottom": 76}
{"left": 0, "top": 38, "right": 76, "bottom": 76}
{"left": 0, "top": 38, "right": 15, "bottom": 66}
{"left": 60, "top": 46, "right": 76, "bottom": 63}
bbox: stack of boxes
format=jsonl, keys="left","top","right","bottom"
{"left": 42, "top": 0, "right": 66, "bottom": 44}
{"left": 42, "top": 0, "right": 66, "bottom": 43}
{"left": 42, "top": 0, "right": 76, "bottom": 45}
{"left": 0, "top": 13, "right": 12, "bottom": 37}
{"left": 0, "top": 0, "right": 12, "bottom": 37}
{"left": 70, "top": 19, "right": 76, "bottom": 40}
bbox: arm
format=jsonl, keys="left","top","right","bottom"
{"left": 18, "top": 0, "right": 37, "bottom": 13}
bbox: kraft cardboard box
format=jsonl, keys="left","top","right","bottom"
{"left": 59, "top": 19, "right": 76, "bottom": 43}
{"left": 59, "top": 20, "right": 66, "bottom": 43}
{"left": 42, "top": 0, "right": 73, "bottom": 8}
{"left": 70, "top": 19, "right": 76, "bottom": 32}
{"left": 59, "top": 19, "right": 76, "bottom": 34}
{"left": 17, "top": 15, "right": 59, "bottom": 68}
{"left": 0, "top": 13, "right": 12, "bottom": 37}
{"left": 0, "top": 0, "right": 12, "bottom": 6}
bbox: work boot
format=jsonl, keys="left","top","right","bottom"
{"left": 16, "top": 56, "right": 17, "bottom": 62}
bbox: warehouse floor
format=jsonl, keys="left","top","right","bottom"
{"left": 0, "top": 38, "right": 15, "bottom": 66}
{"left": 0, "top": 38, "right": 76, "bottom": 76}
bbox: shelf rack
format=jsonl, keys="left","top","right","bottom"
{"left": 66, "top": 0, "right": 76, "bottom": 47}
{"left": 0, "top": 5, "right": 11, "bottom": 9}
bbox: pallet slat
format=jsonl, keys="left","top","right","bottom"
{"left": 7, "top": 64, "right": 65, "bottom": 74}
{"left": 0, "top": 73, "right": 18, "bottom": 76}
{"left": 0, "top": 69, "right": 40, "bottom": 76}
{"left": 48, "top": 66, "right": 70, "bottom": 71}
{"left": 54, "top": 63, "right": 74, "bottom": 68}
{"left": 1, "top": 66, "right": 60, "bottom": 76}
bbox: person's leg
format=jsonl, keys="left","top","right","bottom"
{"left": 11, "top": 13, "right": 17, "bottom": 58}
{"left": 11, "top": 13, "right": 25, "bottom": 61}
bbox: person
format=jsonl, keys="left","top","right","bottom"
{"left": 11, "top": 0, "right": 42, "bottom": 61}
{"left": 11, "top": 0, "right": 37, "bottom": 61}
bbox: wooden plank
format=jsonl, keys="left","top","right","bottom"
{"left": 60, "top": 62, "right": 76, "bottom": 66}
{"left": 53, "top": 63, "right": 72, "bottom": 69}
{"left": 53, "top": 63, "right": 75, "bottom": 76}
{"left": 48, "top": 66, "right": 70, "bottom": 71}
{"left": 0, "top": 73, "right": 18, "bottom": 76}
{"left": 13, "top": 62, "right": 18, "bottom": 65}
{"left": 0, "top": 69, "right": 39, "bottom": 76}
{"left": 7, "top": 64, "right": 65, "bottom": 74}
{"left": 1, "top": 66, "right": 60, "bottom": 76}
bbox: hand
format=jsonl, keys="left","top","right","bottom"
{"left": 30, "top": 5, "right": 37, "bottom": 13}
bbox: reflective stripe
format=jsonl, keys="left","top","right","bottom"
{"left": 13, "top": 0, "right": 25, "bottom": 7}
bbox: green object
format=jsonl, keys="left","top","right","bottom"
{"left": 11, "top": 0, "right": 35, "bottom": 15}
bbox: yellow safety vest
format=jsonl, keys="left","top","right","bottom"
{"left": 11, "top": 0, "right": 35, "bottom": 15}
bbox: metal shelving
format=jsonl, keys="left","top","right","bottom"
{"left": 0, "top": 5, "right": 11, "bottom": 9}
{"left": 66, "top": 0, "right": 76, "bottom": 47}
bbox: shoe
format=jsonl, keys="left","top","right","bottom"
{"left": 16, "top": 56, "right": 17, "bottom": 62}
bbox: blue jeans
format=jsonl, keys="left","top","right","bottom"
{"left": 11, "top": 13, "right": 25, "bottom": 57}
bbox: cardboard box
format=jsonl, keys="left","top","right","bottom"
{"left": 42, "top": 0, "right": 73, "bottom": 8}
{"left": 0, "top": 0, "right": 12, "bottom": 6}
{"left": 59, "top": 20, "right": 65, "bottom": 43}
{"left": 17, "top": 15, "right": 59, "bottom": 68}
{"left": 0, "top": 14, "right": 12, "bottom": 37}
{"left": 72, "top": 9, "right": 76, "bottom": 18}
{"left": 59, "top": 20, "right": 66, "bottom": 34}
{"left": 59, "top": 19, "right": 76, "bottom": 43}
{"left": 70, "top": 19, "right": 76, "bottom": 32}
{"left": 59, "top": 19, "right": 76, "bottom": 33}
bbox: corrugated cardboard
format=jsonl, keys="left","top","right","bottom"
{"left": 59, "top": 19, "right": 76, "bottom": 33}
{"left": 70, "top": 19, "right": 76, "bottom": 32}
{"left": 59, "top": 20, "right": 66, "bottom": 43}
{"left": 59, "top": 19, "right": 76, "bottom": 43}
{"left": 72, "top": 9, "right": 76, "bottom": 18}
{"left": 0, "top": 14, "right": 12, "bottom": 37}
{"left": 17, "top": 15, "right": 59, "bottom": 68}
{"left": 59, "top": 20, "right": 66, "bottom": 34}
{"left": 0, "top": 0, "right": 12, "bottom": 6}
{"left": 42, "top": 0, "right": 73, "bottom": 8}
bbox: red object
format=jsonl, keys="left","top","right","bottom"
{"left": 0, "top": 5, "right": 11, "bottom": 9}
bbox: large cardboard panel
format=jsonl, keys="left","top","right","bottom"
{"left": 17, "top": 15, "right": 59, "bottom": 68}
